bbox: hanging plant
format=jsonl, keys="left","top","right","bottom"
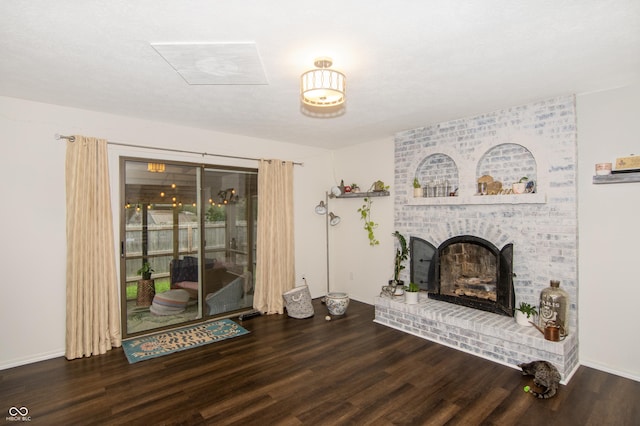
{"left": 357, "top": 181, "right": 389, "bottom": 246}
{"left": 358, "top": 196, "right": 379, "bottom": 246}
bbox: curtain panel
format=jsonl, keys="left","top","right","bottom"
{"left": 254, "top": 159, "right": 295, "bottom": 314}
{"left": 65, "top": 135, "right": 121, "bottom": 359}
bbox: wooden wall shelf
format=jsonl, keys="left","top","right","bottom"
{"left": 593, "top": 172, "right": 640, "bottom": 184}
{"left": 332, "top": 190, "right": 390, "bottom": 199}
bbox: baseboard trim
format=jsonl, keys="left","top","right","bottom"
{"left": 0, "top": 350, "right": 65, "bottom": 371}
{"left": 580, "top": 360, "right": 640, "bottom": 382}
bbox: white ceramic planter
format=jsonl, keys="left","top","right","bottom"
{"left": 512, "top": 182, "right": 527, "bottom": 194}
{"left": 515, "top": 311, "right": 534, "bottom": 326}
{"left": 405, "top": 291, "right": 419, "bottom": 304}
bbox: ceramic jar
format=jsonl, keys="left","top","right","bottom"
{"left": 325, "top": 292, "right": 350, "bottom": 315}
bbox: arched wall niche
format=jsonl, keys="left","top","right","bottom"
{"left": 415, "top": 153, "right": 459, "bottom": 195}
{"left": 476, "top": 143, "right": 537, "bottom": 193}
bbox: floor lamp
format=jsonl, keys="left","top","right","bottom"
{"left": 315, "top": 192, "right": 341, "bottom": 295}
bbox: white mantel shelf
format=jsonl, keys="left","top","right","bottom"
{"left": 406, "top": 193, "right": 547, "bottom": 206}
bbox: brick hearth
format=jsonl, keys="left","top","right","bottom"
{"left": 374, "top": 294, "right": 579, "bottom": 382}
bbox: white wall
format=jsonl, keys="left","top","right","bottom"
{"left": 0, "top": 96, "right": 332, "bottom": 369}
{"left": 577, "top": 84, "right": 640, "bottom": 381}
{"left": 327, "top": 139, "right": 395, "bottom": 304}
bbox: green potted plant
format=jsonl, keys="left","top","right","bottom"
{"left": 137, "top": 262, "right": 154, "bottom": 280}
{"left": 404, "top": 282, "right": 420, "bottom": 304}
{"left": 413, "top": 177, "right": 422, "bottom": 197}
{"left": 391, "top": 231, "right": 409, "bottom": 288}
{"left": 136, "top": 262, "right": 156, "bottom": 307}
{"left": 515, "top": 301, "right": 537, "bottom": 326}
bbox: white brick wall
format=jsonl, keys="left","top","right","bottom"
{"left": 381, "top": 95, "right": 579, "bottom": 380}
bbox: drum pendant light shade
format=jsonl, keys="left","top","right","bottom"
{"left": 300, "top": 57, "right": 346, "bottom": 107}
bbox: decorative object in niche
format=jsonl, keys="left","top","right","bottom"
{"left": 477, "top": 175, "right": 494, "bottom": 195}
{"left": 415, "top": 153, "right": 460, "bottom": 198}
{"left": 413, "top": 177, "right": 422, "bottom": 197}
{"left": 477, "top": 143, "right": 537, "bottom": 194}
{"left": 512, "top": 176, "right": 528, "bottom": 194}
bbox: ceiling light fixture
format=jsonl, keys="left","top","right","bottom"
{"left": 300, "top": 57, "right": 346, "bottom": 107}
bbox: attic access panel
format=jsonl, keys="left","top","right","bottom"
{"left": 151, "top": 42, "right": 269, "bottom": 85}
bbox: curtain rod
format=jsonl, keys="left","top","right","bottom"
{"left": 54, "top": 134, "right": 303, "bottom": 166}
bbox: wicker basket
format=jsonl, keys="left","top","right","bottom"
{"left": 282, "top": 285, "right": 314, "bottom": 319}
{"left": 136, "top": 279, "right": 156, "bottom": 307}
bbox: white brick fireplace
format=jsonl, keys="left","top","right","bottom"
{"left": 375, "top": 95, "right": 579, "bottom": 381}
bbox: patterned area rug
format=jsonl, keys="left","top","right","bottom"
{"left": 123, "top": 319, "right": 249, "bottom": 364}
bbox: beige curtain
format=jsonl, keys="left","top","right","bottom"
{"left": 254, "top": 159, "right": 295, "bottom": 314}
{"left": 65, "top": 135, "right": 121, "bottom": 360}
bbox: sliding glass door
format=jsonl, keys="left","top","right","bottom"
{"left": 122, "top": 160, "right": 201, "bottom": 336}
{"left": 201, "top": 167, "right": 257, "bottom": 318}
{"left": 121, "top": 158, "right": 257, "bottom": 337}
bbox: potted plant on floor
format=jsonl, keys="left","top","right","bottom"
{"left": 404, "top": 282, "right": 420, "bottom": 304}
{"left": 515, "top": 301, "right": 537, "bottom": 326}
{"left": 389, "top": 231, "right": 409, "bottom": 295}
{"left": 136, "top": 262, "right": 156, "bottom": 307}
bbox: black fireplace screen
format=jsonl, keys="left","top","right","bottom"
{"left": 410, "top": 235, "right": 514, "bottom": 316}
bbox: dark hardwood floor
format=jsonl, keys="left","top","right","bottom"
{"left": 1, "top": 299, "right": 638, "bottom": 425}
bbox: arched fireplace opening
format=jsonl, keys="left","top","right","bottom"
{"left": 410, "top": 235, "right": 514, "bottom": 316}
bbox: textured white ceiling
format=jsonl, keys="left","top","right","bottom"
{"left": 1, "top": 0, "right": 639, "bottom": 149}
